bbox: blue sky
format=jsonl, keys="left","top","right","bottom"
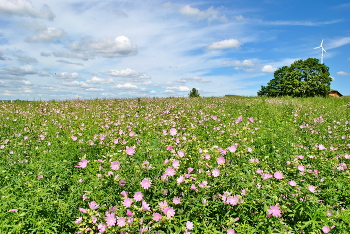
{"left": 0, "top": 0, "right": 349, "bottom": 100}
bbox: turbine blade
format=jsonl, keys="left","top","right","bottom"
{"left": 320, "top": 39, "right": 324, "bottom": 46}
{"left": 322, "top": 48, "right": 326, "bottom": 52}
{"left": 314, "top": 47, "right": 320, "bottom": 49}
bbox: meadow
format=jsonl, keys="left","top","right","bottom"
{"left": 0, "top": 96, "right": 349, "bottom": 234}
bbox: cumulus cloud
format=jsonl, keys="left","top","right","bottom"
{"left": 337, "top": 71, "right": 349, "bottom": 75}
{"left": 0, "top": 50, "right": 6, "bottom": 60}
{"left": 54, "top": 72, "right": 79, "bottom": 79}
{"left": 86, "top": 88, "right": 104, "bottom": 92}
{"left": 0, "top": 0, "right": 55, "bottom": 20}
{"left": 261, "top": 65, "right": 277, "bottom": 73}
{"left": 2, "top": 65, "right": 37, "bottom": 76}
{"left": 62, "top": 81, "right": 87, "bottom": 86}
{"left": 166, "top": 86, "right": 190, "bottom": 92}
{"left": 208, "top": 39, "right": 242, "bottom": 50}
{"left": 56, "top": 59, "right": 84, "bottom": 66}
{"left": 113, "top": 83, "right": 138, "bottom": 89}
{"left": 223, "top": 59, "right": 255, "bottom": 67}
{"left": 86, "top": 77, "right": 113, "bottom": 84}
{"left": 38, "top": 71, "right": 50, "bottom": 77}
{"left": 104, "top": 68, "right": 150, "bottom": 81}
{"left": 58, "top": 35, "right": 137, "bottom": 60}
{"left": 13, "top": 54, "right": 38, "bottom": 64}
{"left": 178, "top": 5, "right": 227, "bottom": 22}
{"left": 40, "top": 52, "right": 51, "bottom": 57}
{"left": 25, "top": 27, "right": 65, "bottom": 43}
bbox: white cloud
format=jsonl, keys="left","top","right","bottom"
{"left": 208, "top": 39, "right": 242, "bottom": 50}
{"left": 104, "top": 68, "right": 150, "bottom": 81}
{"left": 26, "top": 27, "right": 65, "bottom": 43}
{"left": 337, "top": 71, "right": 349, "bottom": 75}
{"left": 56, "top": 60, "right": 84, "bottom": 66}
{"left": 62, "top": 81, "right": 87, "bottom": 86}
{"left": 261, "top": 65, "right": 277, "bottom": 73}
{"left": 178, "top": 5, "right": 227, "bottom": 22}
{"left": 61, "top": 35, "right": 137, "bottom": 60}
{"left": 86, "top": 88, "right": 104, "bottom": 92}
{"left": 166, "top": 86, "right": 190, "bottom": 92}
{"left": 13, "top": 54, "right": 38, "bottom": 64}
{"left": 113, "top": 83, "right": 138, "bottom": 89}
{"left": 326, "top": 37, "right": 350, "bottom": 49}
{"left": 38, "top": 71, "right": 49, "bottom": 77}
{"left": 86, "top": 77, "right": 114, "bottom": 84}
{"left": 223, "top": 59, "right": 255, "bottom": 67}
{"left": 0, "top": 0, "right": 55, "bottom": 20}
{"left": 150, "top": 90, "right": 157, "bottom": 94}
{"left": 54, "top": 72, "right": 79, "bottom": 79}
{"left": 2, "top": 65, "right": 37, "bottom": 76}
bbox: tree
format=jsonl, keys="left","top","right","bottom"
{"left": 189, "top": 88, "right": 200, "bottom": 98}
{"left": 257, "top": 58, "right": 332, "bottom": 97}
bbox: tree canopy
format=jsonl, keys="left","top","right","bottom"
{"left": 258, "top": 58, "right": 332, "bottom": 97}
{"left": 189, "top": 88, "right": 200, "bottom": 98}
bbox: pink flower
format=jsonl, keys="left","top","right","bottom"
{"left": 71, "top": 136, "right": 77, "bottom": 141}
{"left": 212, "top": 168, "right": 220, "bottom": 177}
{"left": 261, "top": 173, "right": 272, "bottom": 180}
{"left": 123, "top": 198, "right": 133, "bottom": 207}
{"left": 140, "top": 178, "right": 151, "bottom": 189}
{"left": 322, "top": 226, "right": 331, "bottom": 233}
{"left": 247, "top": 147, "right": 253, "bottom": 153}
{"left": 152, "top": 213, "right": 162, "bottom": 222}
{"left": 217, "top": 156, "right": 226, "bottom": 165}
{"left": 172, "top": 160, "right": 180, "bottom": 169}
{"left": 110, "top": 161, "right": 120, "bottom": 170}
{"left": 126, "top": 146, "right": 135, "bottom": 155}
{"left": 227, "top": 229, "right": 235, "bottom": 234}
{"left": 126, "top": 209, "right": 133, "bottom": 217}
{"left": 37, "top": 174, "right": 44, "bottom": 179}
{"left": 308, "top": 185, "right": 316, "bottom": 193}
{"left": 177, "top": 175, "right": 185, "bottom": 184}
{"left": 163, "top": 206, "right": 175, "bottom": 217}
{"left": 117, "top": 217, "right": 126, "bottom": 227}
{"left": 164, "top": 167, "right": 176, "bottom": 176}
{"left": 178, "top": 151, "right": 185, "bottom": 157}
{"left": 288, "top": 181, "right": 297, "bottom": 186}
{"left": 134, "top": 192, "right": 143, "bottom": 201}
{"left": 318, "top": 144, "right": 326, "bottom": 150}
{"left": 120, "top": 191, "right": 127, "bottom": 197}
{"left": 297, "top": 165, "right": 305, "bottom": 172}
{"left": 173, "top": 197, "right": 181, "bottom": 205}
{"left": 235, "top": 115, "right": 242, "bottom": 123}
{"left": 75, "top": 217, "right": 82, "bottom": 223}
{"left": 88, "top": 201, "right": 99, "bottom": 210}
{"left": 142, "top": 200, "right": 151, "bottom": 211}
{"left": 8, "top": 209, "right": 18, "bottom": 212}
{"left": 186, "top": 221, "right": 194, "bottom": 230}
{"left": 79, "top": 208, "right": 87, "bottom": 213}
{"left": 170, "top": 128, "right": 177, "bottom": 136}
{"left": 227, "top": 144, "right": 238, "bottom": 153}
{"left": 105, "top": 212, "right": 116, "bottom": 226}
{"left": 274, "top": 172, "right": 284, "bottom": 179}
{"left": 75, "top": 158, "right": 89, "bottom": 168}
{"left": 267, "top": 204, "right": 282, "bottom": 217}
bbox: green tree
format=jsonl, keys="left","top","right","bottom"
{"left": 258, "top": 58, "right": 332, "bottom": 97}
{"left": 189, "top": 88, "right": 200, "bottom": 98}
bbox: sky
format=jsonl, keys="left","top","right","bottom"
{"left": 0, "top": 0, "right": 349, "bottom": 100}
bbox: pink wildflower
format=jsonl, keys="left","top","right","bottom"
{"left": 274, "top": 172, "right": 284, "bottom": 179}
{"left": 227, "top": 144, "right": 238, "bottom": 153}
{"left": 142, "top": 200, "right": 151, "bottom": 211}
{"left": 126, "top": 146, "right": 135, "bottom": 155}
{"left": 75, "top": 158, "right": 89, "bottom": 168}
{"left": 297, "top": 165, "right": 305, "bottom": 172}
{"left": 170, "top": 128, "right": 177, "bottom": 136}
{"left": 288, "top": 181, "right": 297, "bottom": 186}
{"left": 267, "top": 204, "right": 282, "bottom": 217}
{"left": 212, "top": 168, "right": 220, "bottom": 177}
{"left": 217, "top": 156, "right": 226, "bottom": 165}
{"left": 164, "top": 167, "right": 176, "bottom": 176}
{"left": 308, "top": 185, "right": 316, "bottom": 193}
{"left": 227, "top": 229, "right": 235, "bottom": 234}
{"left": 110, "top": 161, "right": 120, "bottom": 170}
{"left": 152, "top": 213, "right": 162, "bottom": 222}
{"left": 117, "top": 217, "right": 126, "bottom": 227}
{"left": 105, "top": 212, "right": 116, "bottom": 226}
{"left": 173, "top": 197, "right": 181, "bottom": 205}
{"left": 177, "top": 175, "right": 185, "bottom": 183}
{"left": 322, "top": 226, "right": 331, "bottom": 233}
{"left": 140, "top": 178, "right": 151, "bottom": 189}
{"left": 88, "top": 201, "right": 99, "bottom": 210}
{"left": 123, "top": 198, "right": 133, "bottom": 207}
{"left": 318, "top": 144, "right": 326, "bottom": 150}
{"left": 186, "top": 221, "right": 194, "bottom": 230}
{"left": 134, "top": 192, "right": 143, "bottom": 201}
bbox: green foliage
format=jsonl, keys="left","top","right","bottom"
{"left": 189, "top": 88, "right": 200, "bottom": 98}
{"left": 258, "top": 58, "right": 332, "bottom": 97}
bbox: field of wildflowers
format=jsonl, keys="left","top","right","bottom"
{"left": 0, "top": 96, "right": 350, "bottom": 233}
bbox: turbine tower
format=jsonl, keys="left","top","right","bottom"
{"left": 314, "top": 39, "right": 326, "bottom": 64}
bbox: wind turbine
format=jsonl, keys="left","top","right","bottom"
{"left": 314, "top": 39, "right": 326, "bottom": 64}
